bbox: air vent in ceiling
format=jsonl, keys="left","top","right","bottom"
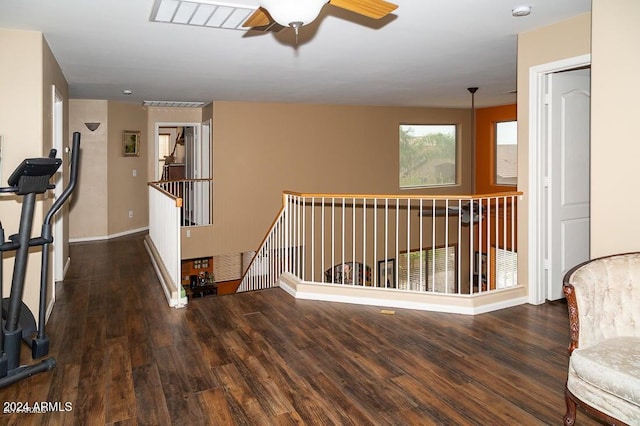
{"left": 142, "top": 101, "right": 206, "bottom": 107}
{"left": 149, "top": 0, "right": 256, "bottom": 30}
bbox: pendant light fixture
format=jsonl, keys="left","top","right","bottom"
{"left": 260, "top": 0, "right": 327, "bottom": 37}
{"left": 468, "top": 87, "right": 478, "bottom": 194}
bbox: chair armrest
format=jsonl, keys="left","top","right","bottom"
{"left": 563, "top": 282, "right": 580, "bottom": 354}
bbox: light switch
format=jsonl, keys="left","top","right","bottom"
{"left": 132, "top": 169, "right": 137, "bottom": 177}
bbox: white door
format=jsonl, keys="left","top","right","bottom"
{"left": 546, "top": 69, "right": 591, "bottom": 300}
{"left": 183, "top": 126, "right": 202, "bottom": 224}
{"left": 52, "top": 86, "right": 65, "bottom": 283}
{"left": 184, "top": 126, "right": 195, "bottom": 179}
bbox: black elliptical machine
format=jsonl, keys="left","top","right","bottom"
{"left": 0, "top": 131, "right": 81, "bottom": 388}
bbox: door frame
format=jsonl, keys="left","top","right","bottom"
{"left": 200, "top": 119, "right": 212, "bottom": 224}
{"left": 527, "top": 53, "right": 591, "bottom": 305}
{"left": 154, "top": 121, "right": 201, "bottom": 181}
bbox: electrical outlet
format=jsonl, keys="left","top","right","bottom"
{"left": 128, "top": 210, "right": 133, "bottom": 218}
{"left": 132, "top": 169, "right": 137, "bottom": 177}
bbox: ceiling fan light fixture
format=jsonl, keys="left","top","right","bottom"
{"left": 260, "top": 0, "right": 327, "bottom": 28}
{"left": 512, "top": 5, "right": 532, "bottom": 17}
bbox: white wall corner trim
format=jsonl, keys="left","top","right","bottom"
{"left": 45, "top": 297, "right": 55, "bottom": 323}
{"left": 63, "top": 256, "right": 71, "bottom": 279}
{"left": 143, "top": 238, "right": 187, "bottom": 308}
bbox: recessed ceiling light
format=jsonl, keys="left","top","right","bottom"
{"left": 123, "top": 89, "right": 133, "bottom": 95}
{"left": 512, "top": 5, "right": 531, "bottom": 17}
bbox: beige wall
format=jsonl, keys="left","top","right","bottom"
{"left": 210, "top": 102, "right": 472, "bottom": 255}
{"left": 68, "top": 101, "right": 148, "bottom": 239}
{"left": 0, "top": 29, "right": 43, "bottom": 227}
{"left": 107, "top": 102, "right": 148, "bottom": 235}
{"left": 590, "top": 0, "right": 640, "bottom": 256}
{"left": 69, "top": 100, "right": 109, "bottom": 238}
{"left": 0, "top": 29, "right": 43, "bottom": 309}
{"left": 516, "top": 13, "right": 592, "bottom": 295}
{"left": 69, "top": 104, "right": 201, "bottom": 240}
{"left": 0, "top": 29, "right": 69, "bottom": 319}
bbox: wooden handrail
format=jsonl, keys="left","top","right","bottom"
{"left": 148, "top": 177, "right": 213, "bottom": 185}
{"left": 282, "top": 190, "right": 523, "bottom": 200}
{"left": 148, "top": 182, "right": 181, "bottom": 207}
{"left": 238, "top": 203, "right": 287, "bottom": 286}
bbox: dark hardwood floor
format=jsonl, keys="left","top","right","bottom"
{"left": 0, "top": 233, "right": 602, "bottom": 425}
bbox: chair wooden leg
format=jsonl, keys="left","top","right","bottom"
{"left": 564, "top": 385, "right": 577, "bottom": 426}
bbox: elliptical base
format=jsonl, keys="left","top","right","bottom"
{"left": 0, "top": 357, "right": 56, "bottom": 389}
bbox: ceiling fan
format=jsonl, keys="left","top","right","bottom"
{"left": 243, "top": 0, "right": 398, "bottom": 35}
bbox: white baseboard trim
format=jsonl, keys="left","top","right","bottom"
{"left": 467, "top": 296, "right": 530, "bottom": 315}
{"left": 143, "top": 237, "right": 187, "bottom": 309}
{"left": 69, "top": 226, "right": 149, "bottom": 243}
{"left": 279, "top": 273, "right": 528, "bottom": 316}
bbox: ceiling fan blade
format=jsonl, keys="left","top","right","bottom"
{"left": 328, "top": 0, "right": 398, "bottom": 19}
{"left": 243, "top": 7, "right": 272, "bottom": 28}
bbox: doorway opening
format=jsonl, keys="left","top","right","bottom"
{"left": 154, "top": 122, "right": 211, "bottom": 226}
{"left": 527, "top": 54, "right": 591, "bottom": 304}
{"left": 155, "top": 122, "right": 211, "bottom": 182}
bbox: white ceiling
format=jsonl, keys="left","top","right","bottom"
{"left": 0, "top": 0, "right": 591, "bottom": 108}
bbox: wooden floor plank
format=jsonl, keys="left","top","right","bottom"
{"left": 40, "top": 363, "right": 80, "bottom": 426}
{"left": 197, "top": 387, "right": 235, "bottom": 425}
{"left": 303, "top": 371, "right": 380, "bottom": 425}
{"left": 154, "top": 345, "right": 205, "bottom": 424}
{"left": 131, "top": 364, "right": 171, "bottom": 425}
{"left": 0, "top": 233, "right": 604, "bottom": 425}
{"left": 125, "top": 305, "right": 154, "bottom": 369}
{"left": 131, "top": 363, "right": 172, "bottom": 426}
{"left": 105, "top": 336, "right": 136, "bottom": 424}
{"left": 213, "top": 362, "right": 272, "bottom": 424}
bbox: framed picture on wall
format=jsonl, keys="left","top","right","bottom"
{"left": 122, "top": 130, "right": 140, "bottom": 156}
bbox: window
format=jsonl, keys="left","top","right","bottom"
{"left": 495, "top": 248, "right": 517, "bottom": 289}
{"left": 399, "top": 124, "right": 456, "bottom": 188}
{"left": 426, "top": 246, "right": 456, "bottom": 293}
{"left": 475, "top": 247, "right": 518, "bottom": 291}
{"left": 495, "top": 121, "right": 517, "bottom": 185}
{"left": 397, "top": 246, "right": 457, "bottom": 293}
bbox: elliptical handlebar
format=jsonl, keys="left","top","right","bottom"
{"left": 35, "top": 132, "right": 81, "bottom": 346}
{"left": 44, "top": 132, "right": 81, "bottom": 227}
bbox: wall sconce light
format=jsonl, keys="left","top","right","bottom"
{"left": 84, "top": 122, "right": 101, "bottom": 132}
